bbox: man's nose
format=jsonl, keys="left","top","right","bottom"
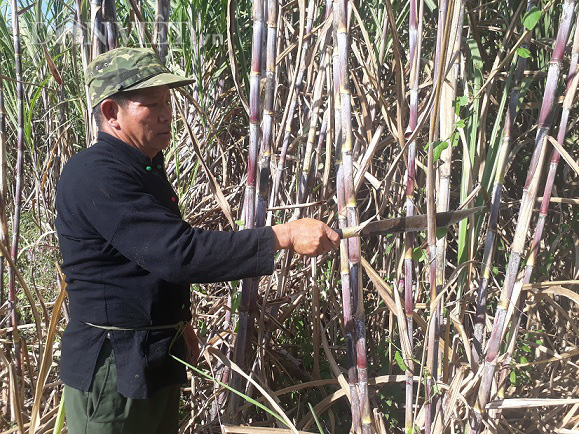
{"left": 160, "top": 102, "right": 172, "bottom": 122}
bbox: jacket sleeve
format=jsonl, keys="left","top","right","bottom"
{"left": 61, "top": 155, "right": 275, "bottom": 284}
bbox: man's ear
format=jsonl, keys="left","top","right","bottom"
{"left": 100, "top": 99, "right": 120, "bottom": 129}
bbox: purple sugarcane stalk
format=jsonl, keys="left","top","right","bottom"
{"left": 332, "top": 4, "right": 362, "bottom": 430}
{"left": 497, "top": 14, "right": 579, "bottom": 412}
{"left": 403, "top": 0, "right": 421, "bottom": 431}
{"left": 230, "top": 0, "right": 264, "bottom": 416}
{"left": 155, "top": 0, "right": 170, "bottom": 63}
{"left": 471, "top": 2, "right": 576, "bottom": 431}
{"left": 335, "top": 0, "right": 373, "bottom": 431}
{"left": 472, "top": 0, "right": 537, "bottom": 365}
{"left": 256, "top": 0, "right": 278, "bottom": 228}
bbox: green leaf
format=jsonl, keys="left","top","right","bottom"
{"left": 436, "top": 227, "right": 448, "bottom": 240}
{"left": 172, "top": 354, "right": 293, "bottom": 429}
{"left": 510, "top": 371, "right": 517, "bottom": 385}
{"left": 394, "top": 350, "right": 408, "bottom": 371}
{"left": 412, "top": 247, "right": 427, "bottom": 263}
{"left": 433, "top": 141, "right": 449, "bottom": 161}
{"left": 455, "top": 119, "right": 466, "bottom": 129}
{"left": 516, "top": 47, "right": 531, "bottom": 58}
{"left": 308, "top": 403, "right": 325, "bottom": 434}
{"left": 231, "top": 290, "right": 241, "bottom": 314}
{"left": 457, "top": 95, "right": 469, "bottom": 106}
{"left": 522, "top": 6, "right": 541, "bottom": 30}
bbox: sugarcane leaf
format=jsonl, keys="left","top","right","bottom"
{"left": 394, "top": 350, "right": 408, "bottom": 371}
{"left": 522, "top": 6, "right": 541, "bottom": 30}
{"left": 516, "top": 47, "right": 531, "bottom": 59}
{"left": 424, "top": 0, "right": 436, "bottom": 12}
{"left": 41, "top": 44, "right": 63, "bottom": 85}
{"left": 308, "top": 402, "right": 325, "bottom": 434}
{"left": 433, "top": 141, "right": 449, "bottom": 161}
{"left": 510, "top": 371, "right": 517, "bottom": 385}
{"left": 52, "top": 389, "right": 66, "bottom": 434}
{"left": 172, "top": 354, "right": 295, "bottom": 430}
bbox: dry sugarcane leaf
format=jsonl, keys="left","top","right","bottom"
{"left": 222, "top": 426, "right": 313, "bottom": 433}
{"left": 450, "top": 307, "right": 474, "bottom": 368}
{"left": 361, "top": 256, "right": 428, "bottom": 332}
{"left": 28, "top": 265, "right": 67, "bottom": 434}
{"left": 0, "top": 239, "right": 43, "bottom": 342}
{"left": 41, "top": 44, "right": 63, "bottom": 86}
{"left": 299, "top": 375, "right": 417, "bottom": 430}
{"left": 487, "top": 398, "right": 579, "bottom": 409}
{"left": 433, "top": 366, "right": 466, "bottom": 432}
{"left": 176, "top": 101, "right": 236, "bottom": 229}
{"left": 206, "top": 347, "right": 299, "bottom": 433}
{"left": 529, "top": 284, "right": 579, "bottom": 306}
{"left": 515, "top": 347, "right": 579, "bottom": 368}
{"left": 547, "top": 136, "right": 579, "bottom": 177}
{"left": 320, "top": 323, "right": 351, "bottom": 402}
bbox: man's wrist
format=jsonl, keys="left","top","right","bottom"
{"left": 272, "top": 224, "right": 291, "bottom": 250}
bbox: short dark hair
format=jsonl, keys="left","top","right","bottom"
{"left": 93, "top": 93, "right": 129, "bottom": 130}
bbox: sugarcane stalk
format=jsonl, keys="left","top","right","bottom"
{"left": 74, "top": 0, "right": 94, "bottom": 141}
{"left": 471, "top": 2, "right": 576, "bottom": 431}
{"left": 266, "top": 0, "right": 317, "bottom": 226}
{"left": 296, "top": 49, "right": 329, "bottom": 211}
{"left": 330, "top": 5, "right": 362, "bottom": 430}
{"left": 436, "top": 0, "right": 464, "bottom": 390}
{"left": 230, "top": 0, "right": 264, "bottom": 416}
{"left": 102, "top": 0, "right": 118, "bottom": 51}
{"left": 155, "top": 0, "right": 170, "bottom": 64}
{"left": 335, "top": 0, "right": 373, "bottom": 431}
{"left": 91, "top": 0, "right": 105, "bottom": 58}
{"left": 8, "top": 0, "right": 25, "bottom": 379}
{"left": 472, "top": 0, "right": 537, "bottom": 365}
{"left": 402, "top": 0, "right": 421, "bottom": 431}
{"left": 256, "top": 0, "right": 277, "bottom": 229}
{"left": 425, "top": 2, "right": 455, "bottom": 431}
{"left": 497, "top": 13, "right": 579, "bottom": 411}
{"left": 0, "top": 51, "right": 8, "bottom": 308}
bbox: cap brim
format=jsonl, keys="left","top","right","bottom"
{"left": 124, "top": 72, "right": 195, "bottom": 91}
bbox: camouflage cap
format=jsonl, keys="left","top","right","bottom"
{"left": 86, "top": 47, "right": 195, "bottom": 108}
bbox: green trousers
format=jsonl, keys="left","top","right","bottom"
{"left": 64, "top": 339, "right": 180, "bottom": 434}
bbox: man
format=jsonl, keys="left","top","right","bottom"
{"left": 55, "top": 47, "right": 340, "bottom": 433}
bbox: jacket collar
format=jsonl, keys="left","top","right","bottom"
{"left": 96, "top": 131, "right": 164, "bottom": 167}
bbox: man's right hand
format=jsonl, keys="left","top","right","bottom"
{"left": 272, "top": 218, "right": 340, "bottom": 256}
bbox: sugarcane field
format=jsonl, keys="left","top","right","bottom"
{"left": 0, "top": 0, "right": 578, "bottom": 432}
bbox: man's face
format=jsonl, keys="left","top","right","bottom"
{"left": 115, "top": 85, "right": 172, "bottom": 157}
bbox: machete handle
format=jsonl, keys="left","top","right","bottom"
{"left": 333, "top": 227, "right": 360, "bottom": 239}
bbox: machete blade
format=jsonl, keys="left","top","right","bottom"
{"left": 337, "top": 206, "right": 485, "bottom": 239}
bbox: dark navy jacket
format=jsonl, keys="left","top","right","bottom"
{"left": 55, "top": 132, "right": 274, "bottom": 399}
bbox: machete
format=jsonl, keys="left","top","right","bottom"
{"left": 334, "top": 206, "right": 485, "bottom": 239}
